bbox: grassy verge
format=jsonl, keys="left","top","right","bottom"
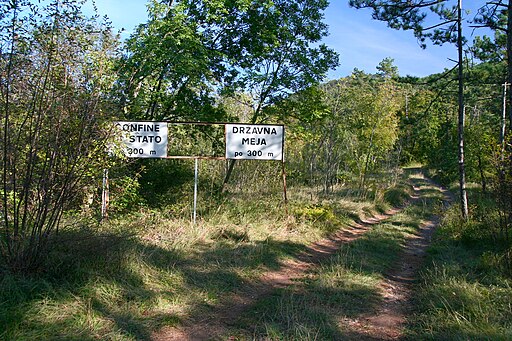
{"left": 0, "top": 171, "right": 405, "bottom": 340}
{"left": 405, "top": 202, "right": 512, "bottom": 340}
{"left": 223, "top": 170, "right": 447, "bottom": 339}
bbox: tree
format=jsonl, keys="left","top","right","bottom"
{"left": 473, "top": 1, "right": 512, "bottom": 129}
{"left": 349, "top": 0, "right": 469, "bottom": 219}
{"left": 117, "top": 0, "right": 338, "bottom": 188}
{"left": 0, "top": 0, "right": 118, "bottom": 272}
{"left": 471, "top": 2, "right": 512, "bottom": 240}
{"left": 456, "top": 0, "right": 469, "bottom": 220}
{"left": 116, "top": 0, "right": 339, "bottom": 123}
{"left": 288, "top": 65, "right": 400, "bottom": 194}
{"left": 115, "top": 0, "right": 226, "bottom": 122}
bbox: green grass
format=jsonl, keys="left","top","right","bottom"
{"left": 0, "top": 181, "right": 377, "bottom": 340}
{"left": 226, "top": 172, "right": 445, "bottom": 339}
{"left": 405, "top": 194, "right": 512, "bottom": 340}
{"left": 5, "top": 169, "right": 502, "bottom": 340}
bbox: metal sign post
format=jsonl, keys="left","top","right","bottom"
{"left": 193, "top": 158, "right": 199, "bottom": 225}
{"left": 101, "top": 168, "right": 109, "bottom": 220}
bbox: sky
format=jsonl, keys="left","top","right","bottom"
{"left": 85, "top": 0, "right": 483, "bottom": 80}
{"left": 324, "top": 2, "right": 459, "bottom": 78}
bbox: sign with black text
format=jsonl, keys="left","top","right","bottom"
{"left": 115, "top": 121, "right": 168, "bottom": 158}
{"left": 225, "top": 124, "right": 284, "bottom": 160}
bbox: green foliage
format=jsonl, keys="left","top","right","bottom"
{"left": 116, "top": 0, "right": 338, "bottom": 123}
{"left": 348, "top": 0, "right": 462, "bottom": 48}
{"left": 109, "top": 174, "right": 142, "bottom": 213}
{"left": 167, "top": 124, "right": 226, "bottom": 157}
{"left": 293, "top": 204, "right": 335, "bottom": 222}
{"left": 286, "top": 65, "right": 401, "bottom": 193}
{"left": 115, "top": 0, "right": 225, "bottom": 121}
{"left": 472, "top": 2, "right": 509, "bottom": 64}
{"left": 0, "top": 0, "right": 119, "bottom": 272}
{"left": 137, "top": 159, "right": 197, "bottom": 209}
{"left": 395, "top": 59, "right": 504, "bottom": 191}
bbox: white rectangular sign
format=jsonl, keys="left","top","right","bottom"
{"left": 115, "top": 121, "right": 168, "bottom": 158}
{"left": 225, "top": 124, "right": 284, "bottom": 160}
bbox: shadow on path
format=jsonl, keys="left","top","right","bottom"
{"left": 151, "top": 174, "right": 449, "bottom": 340}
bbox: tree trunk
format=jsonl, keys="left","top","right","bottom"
{"left": 222, "top": 109, "right": 261, "bottom": 190}
{"left": 457, "top": 0, "right": 469, "bottom": 220}
{"left": 501, "top": 0, "right": 512, "bottom": 243}
{"left": 478, "top": 153, "right": 487, "bottom": 194}
{"left": 360, "top": 120, "right": 378, "bottom": 191}
{"left": 502, "top": 83, "right": 508, "bottom": 148}
{"left": 508, "top": 0, "right": 512, "bottom": 129}
{"left": 222, "top": 159, "right": 237, "bottom": 192}
{"left": 507, "top": 0, "right": 512, "bottom": 247}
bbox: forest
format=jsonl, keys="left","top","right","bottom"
{"left": 1, "top": 0, "right": 512, "bottom": 339}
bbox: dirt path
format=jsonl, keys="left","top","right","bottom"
{"left": 152, "top": 178, "right": 452, "bottom": 341}
{"left": 341, "top": 180, "right": 454, "bottom": 340}
{"left": 340, "top": 217, "right": 439, "bottom": 340}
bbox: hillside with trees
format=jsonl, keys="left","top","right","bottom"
{"left": 1, "top": 0, "right": 512, "bottom": 339}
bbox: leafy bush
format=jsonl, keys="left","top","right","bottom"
{"left": 109, "top": 175, "right": 142, "bottom": 213}
{"left": 294, "top": 204, "right": 335, "bottom": 222}
{"left": 383, "top": 186, "right": 411, "bottom": 207}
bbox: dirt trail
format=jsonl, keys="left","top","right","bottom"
{"left": 152, "top": 178, "right": 452, "bottom": 341}
{"left": 341, "top": 180, "right": 454, "bottom": 340}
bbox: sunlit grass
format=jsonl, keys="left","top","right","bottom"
{"left": 406, "top": 202, "right": 512, "bottom": 340}
{"left": 0, "top": 171, "right": 443, "bottom": 340}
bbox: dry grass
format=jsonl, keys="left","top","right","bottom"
{"left": 0, "top": 169, "right": 436, "bottom": 340}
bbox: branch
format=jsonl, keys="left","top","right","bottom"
{"left": 470, "top": 24, "right": 507, "bottom": 33}
{"left": 423, "top": 19, "right": 457, "bottom": 31}
{"left": 419, "top": 76, "right": 458, "bottom": 121}
{"left": 400, "top": 63, "right": 458, "bottom": 86}
{"left": 485, "top": 1, "right": 507, "bottom": 7}
{"left": 377, "top": 0, "right": 445, "bottom": 10}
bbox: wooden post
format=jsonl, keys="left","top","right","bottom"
{"left": 281, "top": 127, "right": 288, "bottom": 215}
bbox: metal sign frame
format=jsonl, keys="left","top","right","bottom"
{"left": 104, "top": 121, "right": 288, "bottom": 221}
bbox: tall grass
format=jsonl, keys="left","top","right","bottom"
{"left": 406, "top": 198, "right": 512, "bottom": 340}
{"left": 0, "top": 169, "right": 403, "bottom": 340}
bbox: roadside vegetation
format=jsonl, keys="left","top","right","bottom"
{"left": 407, "top": 187, "right": 512, "bottom": 340}
{"left": 0, "top": 164, "right": 407, "bottom": 340}
{"left": 227, "top": 170, "right": 443, "bottom": 339}
{"left": 2, "top": 0, "right": 512, "bottom": 340}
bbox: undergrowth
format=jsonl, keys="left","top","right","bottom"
{"left": 0, "top": 168, "right": 408, "bottom": 340}
{"left": 406, "top": 191, "right": 512, "bottom": 340}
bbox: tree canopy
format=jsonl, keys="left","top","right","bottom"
{"left": 116, "top": 0, "right": 339, "bottom": 124}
